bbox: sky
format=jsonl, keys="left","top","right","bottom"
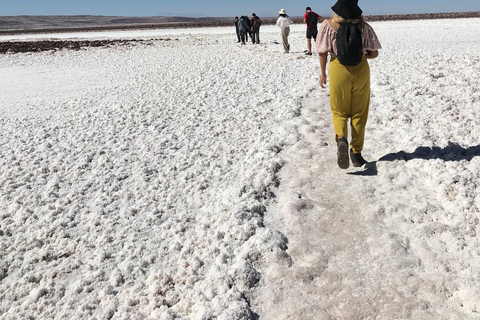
{"left": 1, "top": 0, "right": 479, "bottom": 17}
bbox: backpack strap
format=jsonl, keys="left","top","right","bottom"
{"left": 329, "top": 19, "right": 339, "bottom": 31}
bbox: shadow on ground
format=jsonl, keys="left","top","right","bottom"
{"left": 378, "top": 142, "right": 480, "bottom": 162}
{"left": 348, "top": 142, "right": 480, "bottom": 176}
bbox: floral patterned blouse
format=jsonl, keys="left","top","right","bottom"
{"left": 315, "top": 20, "right": 382, "bottom": 56}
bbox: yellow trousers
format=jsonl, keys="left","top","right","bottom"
{"left": 329, "top": 56, "right": 370, "bottom": 154}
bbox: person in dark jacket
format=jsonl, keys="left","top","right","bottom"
{"left": 234, "top": 16, "right": 240, "bottom": 42}
{"left": 238, "top": 16, "right": 251, "bottom": 45}
{"left": 250, "top": 13, "right": 261, "bottom": 44}
{"left": 244, "top": 16, "right": 251, "bottom": 41}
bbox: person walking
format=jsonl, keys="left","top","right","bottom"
{"left": 250, "top": 13, "right": 261, "bottom": 44}
{"left": 245, "top": 15, "right": 251, "bottom": 42}
{"left": 316, "top": 0, "right": 381, "bottom": 169}
{"left": 234, "top": 16, "right": 241, "bottom": 42}
{"left": 238, "top": 16, "right": 250, "bottom": 45}
{"left": 276, "top": 9, "right": 293, "bottom": 53}
{"left": 303, "top": 7, "right": 322, "bottom": 55}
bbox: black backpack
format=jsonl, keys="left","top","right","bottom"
{"left": 336, "top": 22, "right": 363, "bottom": 66}
{"left": 240, "top": 18, "right": 250, "bottom": 31}
{"left": 307, "top": 12, "right": 318, "bottom": 27}
{"left": 253, "top": 17, "right": 261, "bottom": 28}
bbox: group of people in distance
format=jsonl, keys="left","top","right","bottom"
{"left": 237, "top": 0, "right": 382, "bottom": 169}
{"left": 234, "top": 8, "right": 320, "bottom": 54}
{"left": 235, "top": 14, "right": 262, "bottom": 45}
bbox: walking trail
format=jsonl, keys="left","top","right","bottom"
{"left": 252, "top": 87, "right": 470, "bottom": 319}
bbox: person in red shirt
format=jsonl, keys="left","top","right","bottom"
{"left": 303, "top": 6, "right": 322, "bottom": 55}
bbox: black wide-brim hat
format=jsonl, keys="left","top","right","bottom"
{"left": 331, "top": 0, "right": 363, "bottom": 19}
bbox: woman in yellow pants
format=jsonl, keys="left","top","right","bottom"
{"left": 316, "top": 0, "right": 381, "bottom": 169}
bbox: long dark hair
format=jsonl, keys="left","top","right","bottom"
{"left": 279, "top": 14, "right": 287, "bottom": 18}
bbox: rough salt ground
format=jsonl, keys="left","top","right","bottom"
{"left": 253, "top": 18, "right": 480, "bottom": 319}
{"left": 0, "top": 27, "right": 321, "bottom": 319}
{"left": 1, "top": 18, "right": 480, "bottom": 319}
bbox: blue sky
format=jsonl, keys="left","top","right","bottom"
{"left": 1, "top": 0, "right": 479, "bottom": 17}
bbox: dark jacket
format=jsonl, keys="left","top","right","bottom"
{"left": 238, "top": 17, "right": 250, "bottom": 32}
{"left": 251, "top": 16, "right": 261, "bottom": 31}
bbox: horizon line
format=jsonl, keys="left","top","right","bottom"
{"left": 2, "top": 10, "right": 480, "bottom": 18}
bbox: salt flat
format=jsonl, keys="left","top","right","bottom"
{"left": 1, "top": 18, "right": 480, "bottom": 319}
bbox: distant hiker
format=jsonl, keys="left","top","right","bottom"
{"left": 316, "top": 0, "right": 381, "bottom": 169}
{"left": 245, "top": 16, "right": 252, "bottom": 41}
{"left": 234, "top": 16, "right": 240, "bottom": 42}
{"left": 303, "top": 7, "right": 322, "bottom": 55}
{"left": 238, "top": 16, "right": 251, "bottom": 45}
{"left": 276, "top": 9, "right": 294, "bottom": 53}
{"left": 250, "top": 13, "right": 261, "bottom": 44}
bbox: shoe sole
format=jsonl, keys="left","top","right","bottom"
{"left": 337, "top": 140, "right": 349, "bottom": 169}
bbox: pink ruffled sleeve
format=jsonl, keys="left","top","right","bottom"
{"left": 316, "top": 20, "right": 336, "bottom": 54}
{"left": 363, "top": 23, "right": 382, "bottom": 51}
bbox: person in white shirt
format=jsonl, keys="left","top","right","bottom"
{"left": 276, "top": 9, "right": 294, "bottom": 53}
